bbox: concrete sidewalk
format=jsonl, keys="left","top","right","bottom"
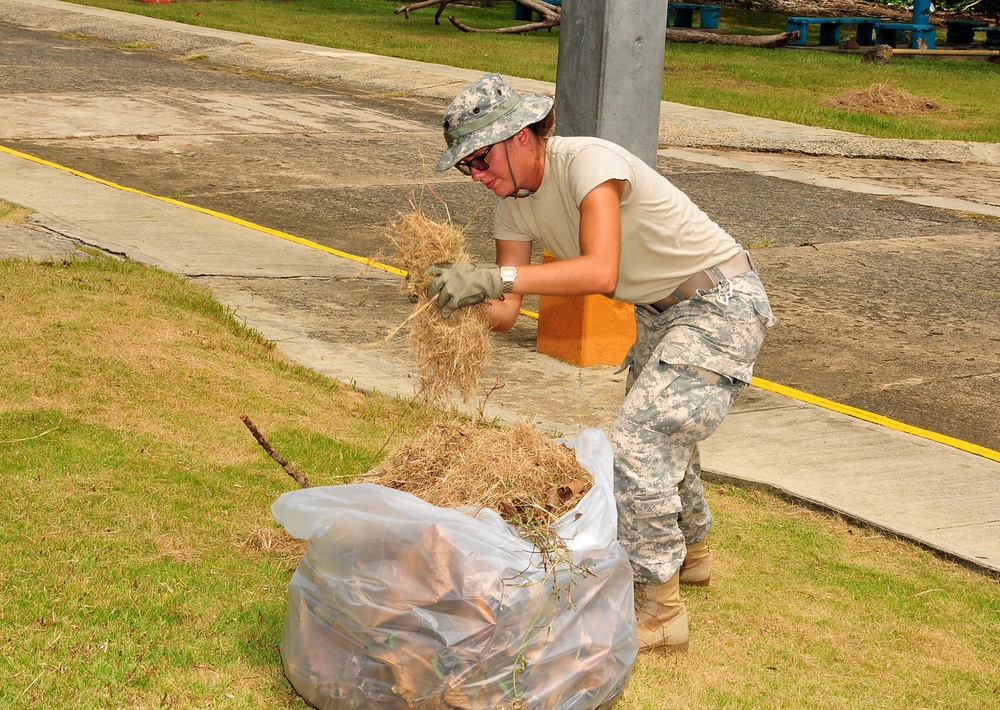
{"left": 0, "top": 0, "right": 998, "bottom": 578}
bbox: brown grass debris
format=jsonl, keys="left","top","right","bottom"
{"left": 388, "top": 209, "right": 491, "bottom": 406}
{"left": 820, "top": 83, "right": 944, "bottom": 116}
{"left": 240, "top": 525, "right": 307, "bottom": 557}
{"left": 0, "top": 198, "right": 31, "bottom": 225}
{"left": 368, "top": 421, "right": 593, "bottom": 527}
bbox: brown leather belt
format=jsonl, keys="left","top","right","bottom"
{"left": 640, "top": 250, "right": 755, "bottom": 315}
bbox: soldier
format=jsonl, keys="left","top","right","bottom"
{"left": 426, "top": 73, "right": 774, "bottom": 652}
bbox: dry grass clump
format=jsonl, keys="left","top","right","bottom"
{"left": 388, "top": 209, "right": 491, "bottom": 405}
{"left": 821, "top": 83, "right": 944, "bottom": 115}
{"left": 368, "top": 421, "right": 592, "bottom": 528}
{"left": 240, "top": 525, "right": 306, "bottom": 557}
{"left": 0, "top": 198, "right": 31, "bottom": 225}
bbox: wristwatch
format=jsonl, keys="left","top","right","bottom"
{"left": 499, "top": 266, "right": 517, "bottom": 295}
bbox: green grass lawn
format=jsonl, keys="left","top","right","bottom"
{"left": 1, "top": 247, "right": 997, "bottom": 708}
{"left": 61, "top": 0, "right": 1000, "bottom": 141}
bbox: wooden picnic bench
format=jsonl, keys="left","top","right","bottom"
{"left": 945, "top": 19, "right": 988, "bottom": 44}
{"left": 785, "top": 16, "right": 879, "bottom": 46}
{"left": 874, "top": 22, "right": 937, "bottom": 49}
{"left": 668, "top": 3, "right": 722, "bottom": 30}
{"left": 944, "top": 20, "right": 1000, "bottom": 47}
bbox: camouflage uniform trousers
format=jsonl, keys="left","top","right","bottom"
{"left": 609, "top": 270, "right": 774, "bottom": 585}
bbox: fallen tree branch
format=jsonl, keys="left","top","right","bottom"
{"left": 395, "top": 0, "right": 459, "bottom": 24}
{"left": 665, "top": 28, "right": 799, "bottom": 47}
{"left": 399, "top": 0, "right": 794, "bottom": 43}
{"left": 241, "top": 413, "right": 313, "bottom": 489}
{"left": 448, "top": 0, "right": 560, "bottom": 33}
{"left": 450, "top": 14, "right": 560, "bottom": 32}
{"left": 506, "top": 0, "right": 561, "bottom": 17}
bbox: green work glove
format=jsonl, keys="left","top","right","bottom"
{"left": 424, "top": 262, "right": 502, "bottom": 319}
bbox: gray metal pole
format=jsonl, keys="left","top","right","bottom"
{"left": 553, "top": 0, "right": 669, "bottom": 168}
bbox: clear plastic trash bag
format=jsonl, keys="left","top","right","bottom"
{"left": 271, "top": 427, "right": 638, "bottom": 710}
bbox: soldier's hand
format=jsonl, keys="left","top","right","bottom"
{"left": 424, "top": 262, "right": 502, "bottom": 319}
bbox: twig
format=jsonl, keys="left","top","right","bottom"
{"left": 240, "top": 414, "right": 313, "bottom": 489}
{"left": 0, "top": 427, "right": 58, "bottom": 445}
{"left": 383, "top": 296, "right": 437, "bottom": 343}
{"left": 11, "top": 670, "right": 44, "bottom": 704}
{"left": 477, "top": 378, "right": 506, "bottom": 422}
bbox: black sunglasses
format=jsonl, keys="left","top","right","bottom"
{"left": 455, "top": 143, "right": 496, "bottom": 176}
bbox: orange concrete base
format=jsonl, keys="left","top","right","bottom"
{"left": 535, "top": 256, "right": 636, "bottom": 368}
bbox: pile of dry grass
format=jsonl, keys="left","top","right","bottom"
{"left": 388, "top": 209, "right": 492, "bottom": 405}
{"left": 820, "top": 83, "right": 944, "bottom": 115}
{"left": 368, "top": 421, "right": 592, "bottom": 527}
{"left": 0, "top": 198, "right": 31, "bottom": 225}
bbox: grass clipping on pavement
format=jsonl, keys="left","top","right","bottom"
{"left": 389, "top": 208, "right": 491, "bottom": 406}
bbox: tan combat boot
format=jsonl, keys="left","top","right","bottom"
{"left": 679, "top": 537, "right": 712, "bottom": 587}
{"left": 634, "top": 572, "right": 688, "bottom": 653}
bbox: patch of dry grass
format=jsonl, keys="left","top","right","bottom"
{"left": 821, "top": 82, "right": 946, "bottom": 116}
{"left": 0, "top": 257, "right": 426, "bottom": 471}
{"left": 619, "top": 484, "right": 1000, "bottom": 709}
{"left": 2, "top": 256, "right": 997, "bottom": 709}
{"left": 0, "top": 256, "right": 438, "bottom": 708}
{"left": 0, "top": 197, "right": 31, "bottom": 225}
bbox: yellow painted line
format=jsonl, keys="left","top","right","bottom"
{"left": 0, "top": 144, "right": 407, "bottom": 278}
{"left": 7, "top": 144, "right": 998, "bottom": 463}
{"left": 752, "top": 376, "right": 1000, "bottom": 463}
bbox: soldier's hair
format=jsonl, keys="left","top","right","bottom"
{"left": 527, "top": 106, "right": 555, "bottom": 138}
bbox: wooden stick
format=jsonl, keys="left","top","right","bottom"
{"left": 240, "top": 414, "right": 313, "bottom": 489}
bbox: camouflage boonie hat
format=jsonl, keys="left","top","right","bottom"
{"left": 435, "top": 73, "right": 554, "bottom": 172}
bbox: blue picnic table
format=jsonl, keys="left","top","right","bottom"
{"left": 668, "top": 3, "right": 721, "bottom": 30}
{"left": 785, "top": 16, "right": 879, "bottom": 46}
{"left": 516, "top": 1, "right": 722, "bottom": 31}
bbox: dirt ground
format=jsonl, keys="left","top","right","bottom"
{"left": 1, "top": 20, "right": 997, "bottom": 452}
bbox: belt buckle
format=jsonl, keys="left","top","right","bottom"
{"left": 715, "top": 279, "right": 733, "bottom": 305}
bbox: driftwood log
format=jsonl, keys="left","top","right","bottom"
{"left": 665, "top": 28, "right": 799, "bottom": 47}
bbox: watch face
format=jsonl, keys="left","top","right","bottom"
{"left": 500, "top": 266, "right": 516, "bottom": 293}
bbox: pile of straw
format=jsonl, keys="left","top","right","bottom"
{"left": 369, "top": 421, "right": 592, "bottom": 527}
{"left": 389, "top": 209, "right": 491, "bottom": 405}
{"left": 820, "top": 83, "right": 944, "bottom": 116}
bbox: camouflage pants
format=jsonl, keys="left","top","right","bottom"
{"left": 609, "top": 271, "right": 773, "bottom": 585}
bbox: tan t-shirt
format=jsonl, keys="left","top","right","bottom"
{"left": 494, "top": 136, "right": 741, "bottom": 304}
